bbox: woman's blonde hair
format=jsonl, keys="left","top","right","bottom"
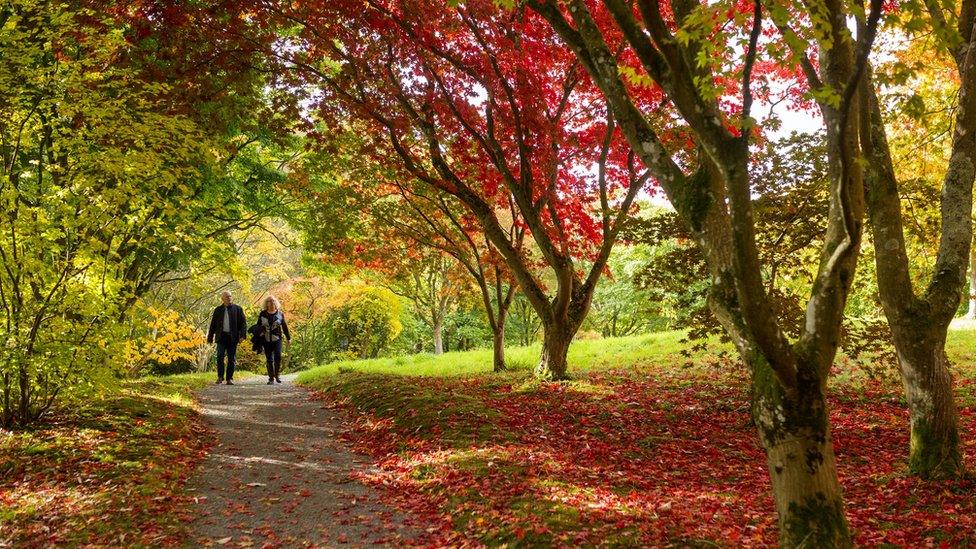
{"left": 263, "top": 295, "right": 281, "bottom": 311}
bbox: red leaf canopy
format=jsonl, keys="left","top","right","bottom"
{"left": 287, "top": 0, "right": 645, "bottom": 262}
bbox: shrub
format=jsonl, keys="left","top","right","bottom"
{"left": 146, "top": 357, "right": 197, "bottom": 376}
{"left": 323, "top": 285, "right": 402, "bottom": 360}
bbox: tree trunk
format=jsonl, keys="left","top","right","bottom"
{"left": 2, "top": 372, "right": 11, "bottom": 429}
{"left": 492, "top": 326, "right": 506, "bottom": 372}
{"left": 861, "top": 83, "right": 968, "bottom": 480}
{"left": 535, "top": 322, "right": 574, "bottom": 380}
{"left": 432, "top": 318, "right": 444, "bottom": 355}
{"left": 891, "top": 327, "right": 964, "bottom": 478}
{"left": 968, "top": 245, "right": 976, "bottom": 319}
{"left": 19, "top": 360, "right": 31, "bottom": 427}
{"left": 752, "top": 361, "right": 852, "bottom": 547}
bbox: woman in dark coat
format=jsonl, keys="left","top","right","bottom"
{"left": 258, "top": 295, "right": 291, "bottom": 384}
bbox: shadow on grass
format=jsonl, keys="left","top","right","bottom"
{"left": 0, "top": 378, "right": 212, "bottom": 546}
{"left": 309, "top": 364, "right": 976, "bottom": 547}
{"left": 309, "top": 371, "right": 501, "bottom": 447}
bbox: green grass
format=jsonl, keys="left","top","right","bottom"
{"left": 297, "top": 330, "right": 717, "bottom": 384}
{"left": 296, "top": 332, "right": 709, "bottom": 446}
{"left": 123, "top": 370, "right": 255, "bottom": 406}
{"left": 946, "top": 325, "right": 976, "bottom": 366}
{"left": 0, "top": 370, "right": 253, "bottom": 546}
{"left": 298, "top": 328, "right": 976, "bottom": 383}
{"left": 306, "top": 372, "right": 500, "bottom": 446}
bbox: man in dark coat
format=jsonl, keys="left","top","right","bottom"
{"left": 206, "top": 290, "right": 247, "bottom": 385}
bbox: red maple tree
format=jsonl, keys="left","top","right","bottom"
{"left": 268, "top": 0, "right": 649, "bottom": 379}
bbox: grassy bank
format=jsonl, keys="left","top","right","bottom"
{"left": 298, "top": 330, "right": 712, "bottom": 381}
{"left": 301, "top": 327, "right": 976, "bottom": 382}
{"left": 298, "top": 330, "right": 976, "bottom": 546}
{"left": 0, "top": 372, "right": 246, "bottom": 546}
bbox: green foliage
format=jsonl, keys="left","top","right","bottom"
{"left": 0, "top": 1, "right": 286, "bottom": 425}
{"left": 287, "top": 317, "right": 333, "bottom": 369}
{"left": 323, "top": 284, "right": 403, "bottom": 360}
{"left": 587, "top": 243, "right": 670, "bottom": 337}
{"left": 628, "top": 133, "right": 895, "bottom": 370}
{"left": 507, "top": 296, "right": 542, "bottom": 347}
{"left": 443, "top": 306, "right": 492, "bottom": 352}
{"left": 0, "top": 1, "right": 212, "bottom": 427}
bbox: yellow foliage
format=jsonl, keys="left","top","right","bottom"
{"left": 124, "top": 306, "right": 205, "bottom": 374}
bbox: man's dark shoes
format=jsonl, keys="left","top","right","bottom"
{"left": 216, "top": 378, "right": 224, "bottom": 385}
{"left": 267, "top": 379, "right": 274, "bottom": 385}
{"left": 226, "top": 380, "right": 234, "bottom": 385}
{"left": 275, "top": 377, "right": 282, "bottom": 384}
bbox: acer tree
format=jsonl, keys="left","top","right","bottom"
{"left": 857, "top": 3, "right": 976, "bottom": 479}
{"left": 294, "top": 137, "right": 522, "bottom": 369}
{"left": 374, "top": 186, "right": 521, "bottom": 369}
{"left": 526, "top": 0, "right": 884, "bottom": 544}
{"left": 268, "top": 0, "right": 648, "bottom": 380}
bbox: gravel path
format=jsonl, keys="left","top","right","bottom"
{"left": 186, "top": 374, "right": 418, "bottom": 547}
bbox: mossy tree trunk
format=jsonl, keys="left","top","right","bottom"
{"left": 893, "top": 328, "right": 963, "bottom": 477}
{"left": 860, "top": 49, "right": 975, "bottom": 477}
{"left": 534, "top": 319, "right": 578, "bottom": 381}
{"left": 752, "top": 360, "right": 851, "bottom": 547}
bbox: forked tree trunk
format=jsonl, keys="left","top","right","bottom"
{"left": 861, "top": 85, "right": 969, "bottom": 479}
{"left": 752, "top": 361, "right": 851, "bottom": 547}
{"left": 890, "top": 327, "right": 963, "bottom": 477}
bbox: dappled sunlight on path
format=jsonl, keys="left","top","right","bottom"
{"left": 186, "top": 374, "right": 418, "bottom": 547}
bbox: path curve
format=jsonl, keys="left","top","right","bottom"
{"left": 186, "top": 374, "right": 418, "bottom": 547}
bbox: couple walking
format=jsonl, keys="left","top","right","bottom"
{"left": 206, "top": 291, "right": 291, "bottom": 385}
